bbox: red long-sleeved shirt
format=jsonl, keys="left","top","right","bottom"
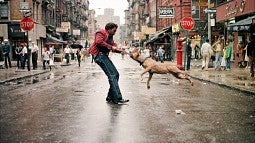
{"left": 89, "top": 29, "right": 117, "bottom": 56}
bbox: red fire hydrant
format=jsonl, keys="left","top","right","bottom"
{"left": 176, "top": 38, "right": 183, "bottom": 70}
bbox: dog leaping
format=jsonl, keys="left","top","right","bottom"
{"left": 130, "top": 49, "right": 194, "bottom": 89}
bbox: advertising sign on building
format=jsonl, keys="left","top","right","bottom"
{"left": 56, "top": 27, "right": 69, "bottom": 33}
{"left": 73, "top": 29, "right": 80, "bottom": 35}
{"left": 61, "top": 22, "right": 71, "bottom": 29}
{"left": 159, "top": 8, "right": 174, "bottom": 18}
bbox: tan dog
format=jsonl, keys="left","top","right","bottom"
{"left": 130, "top": 49, "right": 194, "bottom": 89}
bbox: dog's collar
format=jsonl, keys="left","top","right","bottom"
{"left": 138, "top": 57, "right": 149, "bottom": 66}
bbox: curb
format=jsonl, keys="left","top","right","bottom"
{"left": 191, "top": 76, "right": 255, "bottom": 96}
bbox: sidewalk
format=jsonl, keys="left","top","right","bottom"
{"left": 188, "top": 60, "right": 255, "bottom": 95}
{"left": 0, "top": 61, "right": 65, "bottom": 84}
{"left": 1, "top": 59, "right": 255, "bottom": 94}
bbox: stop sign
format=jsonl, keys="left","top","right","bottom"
{"left": 20, "top": 17, "right": 34, "bottom": 31}
{"left": 181, "top": 17, "right": 195, "bottom": 30}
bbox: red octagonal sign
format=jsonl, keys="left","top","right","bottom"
{"left": 181, "top": 17, "right": 195, "bottom": 31}
{"left": 20, "top": 17, "right": 34, "bottom": 31}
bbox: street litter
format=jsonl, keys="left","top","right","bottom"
{"left": 175, "top": 110, "right": 186, "bottom": 115}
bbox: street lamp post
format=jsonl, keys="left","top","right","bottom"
{"left": 208, "top": 0, "right": 211, "bottom": 43}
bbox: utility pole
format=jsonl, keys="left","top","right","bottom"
{"left": 207, "top": 0, "right": 211, "bottom": 43}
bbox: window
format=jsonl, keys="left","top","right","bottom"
{"left": 0, "top": 2, "right": 8, "bottom": 19}
{"left": 191, "top": 0, "right": 200, "bottom": 20}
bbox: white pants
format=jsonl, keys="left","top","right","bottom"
{"left": 202, "top": 53, "right": 210, "bottom": 70}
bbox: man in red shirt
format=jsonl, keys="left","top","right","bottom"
{"left": 89, "top": 22, "right": 129, "bottom": 104}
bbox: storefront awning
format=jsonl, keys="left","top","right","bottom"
{"left": 227, "top": 16, "right": 255, "bottom": 32}
{"left": 8, "top": 24, "right": 24, "bottom": 38}
{"left": 45, "top": 34, "right": 67, "bottom": 45}
{"left": 147, "top": 27, "right": 171, "bottom": 44}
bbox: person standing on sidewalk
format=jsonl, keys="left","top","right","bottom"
{"left": 235, "top": 41, "right": 243, "bottom": 68}
{"left": 157, "top": 46, "right": 165, "bottom": 63}
{"left": 2, "top": 39, "right": 12, "bottom": 69}
{"left": 186, "top": 40, "right": 192, "bottom": 70}
{"left": 89, "top": 22, "right": 129, "bottom": 104}
{"left": 21, "top": 43, "right": 28, "bottom": 69}
{"left": 15, "top": 43, "right": 23, "bottom": 69}
{"left": 201, "top": 39, "right": 212, "bottom": 71}
{"left": 30, "top": 41, "right": 39, "bottom": 70}
{"left": 247, "top": 35, "right": 255, "bottom": 77}
{"left": 225, "top": 41, "right": 233, "bottom": 70}
{"left": 212, "top": 39, "right": 223, "bottom": 70}
{"left": 221, "top": 46, "right": 227, "bottom": 70}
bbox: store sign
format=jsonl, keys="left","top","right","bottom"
{"left": 56, "top": 27, "right": 68, "bottom": 33}
{"left": 225, "top": 0, "right": 246, "bottom": 17}
{"left": 73, "top": 29, "right": 80, "bottom": 35}
{"left": 61, "top": 22, "right": 71, "bottom": 29}
{"left": 159, "top": 8, "right": 174, "bottom": 18}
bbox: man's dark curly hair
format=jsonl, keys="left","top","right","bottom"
{"left": 105, "top": 22, "right": 118, "bottom": 30}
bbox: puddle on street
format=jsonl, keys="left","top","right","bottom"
{"left": 4, "top": 73, "right": 61, "bottom": 86}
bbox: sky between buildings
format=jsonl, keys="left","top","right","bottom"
{"left": 89, "top": 0, "right": 129, "bottom": 24}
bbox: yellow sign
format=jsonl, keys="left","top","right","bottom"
{"left": 141, "top": 25, "right": 156, "bottom": 35}
{"left": 194, "top": 2, "right": 214, "bottom": 8}
{"left": 172, "top": 23, "right": 180, "bottom": 33}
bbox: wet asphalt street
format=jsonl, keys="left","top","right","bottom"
{"left": 0, "top": 54, "right": 255, "bottom": 143}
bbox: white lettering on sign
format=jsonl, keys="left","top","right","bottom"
{"left": 181, "top": 17, "right": 195, "bottom": 30}
{"left": 20, "top": 21, "right": 34, "bottom": 28}
{"left": 181, "top": 21, "right": 194, "bottom": 27}
{"left": 159, "top": 8, "right": 174, "bottom": 18}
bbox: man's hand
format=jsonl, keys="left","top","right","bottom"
{"left": 112, "top": 46, "right": 122, "bottom": 53}
{"left": 112, "top": 46, "right": 130, "bottom": 55}
{"left": 112, "top": 46, "right": 118, "bottom": 51}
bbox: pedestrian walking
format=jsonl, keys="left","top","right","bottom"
{"left": 157, "top": 46, "right": 165, "bottom": 63}
{"left": 64, "top": 45, "right": 71, "bottom": 64}
{"left": 2, "top": 39, "right": 12, "bottom": 69}
{"left": 42, "top": 47, "right": 51, "bottom": 70}
{"left": 247, "top": 35, "right": 255, "bottom": 77}
{"left": 225, "top": 41, "right": 233, "bottom": 70}
{"left": 80, "top": 47, "right": 87, "bottom": 62}
{"left": 30, "top": 41, "right": 39, "bottom": 70}
{"left": 49, "top": 45, "right": 55, "bottom": 62}
{"left": 76, "top": 48, "right": 81, "bottom": 67}
{"left": 201, "top": 39, "right": 212, "bottom": 71}
{"left": 186, "top": 40, "right": 192, "bottom": 70}
{"left": 15, "top": 42, "right": 23, "bottom": 69}
{"left": 89, "top": 22, "right": 129, "bottom": 104}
